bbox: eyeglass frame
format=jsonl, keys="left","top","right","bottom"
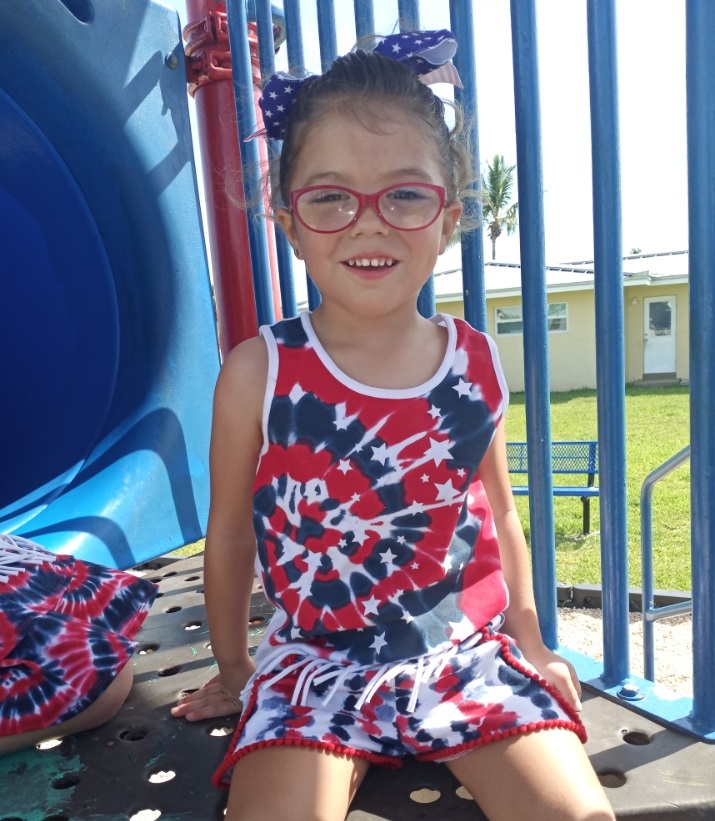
{"left": 288, "top": 182, "right": 448, "bottom": 234}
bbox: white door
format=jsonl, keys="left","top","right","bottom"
{"left": 643, "top": 296, "right": 676, "bottom": 374}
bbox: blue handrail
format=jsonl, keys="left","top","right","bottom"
{"left": 640, "top": 446, "right": 692, "bottom": 682}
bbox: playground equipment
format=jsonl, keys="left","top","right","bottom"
{"left": 0, "top": 0, "right": 219, "bottom": 569}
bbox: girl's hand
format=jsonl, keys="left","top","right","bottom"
{"left": 171, "top": 662, "right": 256, "bottom": 722}
{"left": 525, "top": 645, "right": 583, "bottom": 713}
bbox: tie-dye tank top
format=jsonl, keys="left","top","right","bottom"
{"left": 252, "top": 312, "right": 509, "bottom": 669}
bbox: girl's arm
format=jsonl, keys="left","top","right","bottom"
{"left": 479, "top": 422, "right": 583, "bottom": 712}
{"left": 172, "top": 336, "right": 267, "bottom": 721}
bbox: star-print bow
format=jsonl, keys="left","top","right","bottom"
{"left": 256, "top": 29, "right": 462, "bottom": 140}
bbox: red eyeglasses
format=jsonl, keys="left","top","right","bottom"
{"left": 289, "top": 183, "right": 447, "bottom": 233}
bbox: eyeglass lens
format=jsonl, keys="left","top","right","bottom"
{"left": 294, "top": 185, "right": 443, "bottom": 232}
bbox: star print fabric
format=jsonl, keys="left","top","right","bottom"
{"left": 0, "top": 535, "right": 157, "bottom": 736}
{"left": 214, "top": 622, "right": 586, "bottom": 786}
{"left": 252, "top": 312, "right": 509, "bottom": 668}
{"left": 257, "top": 30, "right": 461, "bottom": 140}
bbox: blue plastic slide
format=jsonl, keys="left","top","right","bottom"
{"left": 0, "top": 0, "right": 220, "bottom": 569}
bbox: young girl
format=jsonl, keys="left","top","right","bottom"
{"left": 0, "top": 533, "right": 157, "bottom": 754}
{"left": 173, "top": 30, "right": 615, "bottom": 821}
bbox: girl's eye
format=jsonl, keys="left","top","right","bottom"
{"left": 308, "top": 190, "right": 351, "bottom": 204}
{"left": 385, "top": 186, "right": 429, "bottom": 201}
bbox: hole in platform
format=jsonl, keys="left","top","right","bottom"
{"left": 249, "top": 616, "right": 266, "bottom": 626}
{"left": 409, "top": 788, "right": 441, "bottom": 804}
{"left": 42, "top": 815, "right": 70, "bottom": 821}
{"left": 184, "top": 621, "right": 202, "bottom": 631}
{"left": 204, "top": 641, "right": 212, "bottom": 650}
{"left": 147, "top": 577, "right": 162, "bottom": 584}
{"left": 621, "top": 729, "right": 651, "bottom": 745}
{"left": 51, "top": 774, "right": 80, "bottom": 790}
{"left": 179, "top": 688, "right": 199, "bottom": 699}
{"left": 148, "top": 770, "right": 176, "bottom": 784}
{"left": 138, "top": 644, "right": 160, "bottom": 654}
{"left": 185, "top": 575, "right": 201, "bottom": 581}
{"left": 163, "top": 571, "right": 178, "bottom": 578}
{"left": 455, "top": 785, "right": 473, "bottom": 800}
{"left": 129, "top": 812, "right": 162, "bottom": 821}
{"left": 157, "top": 666, "right": 182, "bottom": 677}
{"left": 164, "top": 606, "right": 182, "bottom": 614}
{"left": 155, "top": 592, "right": 165, "bottom": 598}
{"left": 1, "top": 816, "right": 24, "bottom": 820}
{"left": 119, "top": 728, "right": 149, "bottom": 742}
{"left": 597, "top": 770, "right": 627, "bottom": 788}
{"left": 210, "top": 725, "right": 234, "bottom": 737}
{"left": 36, "top": 738, "right": 63, "bottom": 750}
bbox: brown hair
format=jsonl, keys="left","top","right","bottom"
{"left": 273, "top": 49, "right": 475, "bottom": 217}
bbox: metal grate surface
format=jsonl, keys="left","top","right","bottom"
{"left": 2, "top": 554, "right": 714, "bottom": 820}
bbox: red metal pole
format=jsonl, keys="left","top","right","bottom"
{"left": 184, "top": 0, "right": 258, "bottom": 354}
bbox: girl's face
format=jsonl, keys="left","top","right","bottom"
{"left": 276, "top": 110, "right": 462, "bottom": 322}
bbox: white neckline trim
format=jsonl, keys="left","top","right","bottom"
{"left": 299, "top": 312, "right": 457, "bottom": 399}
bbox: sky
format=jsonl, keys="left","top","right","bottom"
{"left": 172, "top": 0, "right": 688, "bottom": 266}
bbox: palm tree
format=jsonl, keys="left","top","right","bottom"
{"left": 482, "top": 155, "right": 519, "bottom": 260}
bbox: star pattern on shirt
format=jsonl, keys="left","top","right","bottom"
{"left": 453, "top": 378, "right": 473, "bottom": 398}
{"left": 363, "top": 595, "right": 380, "bottom": 616}
{"left": 424, "top": 437, "right": 454, "bottom": 465}
{"left": 435, "top": 479, "right": 462, "bottom": 504}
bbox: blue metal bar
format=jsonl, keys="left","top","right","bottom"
{"left": 254, "top": 0, "right": 297, "bottom": 318}
{"left": 397, "top": 0, "right": 419, "bottom": 31}
{"left": 225, "top": 0, "right": 275, "bottom": 326}
{"left": 509, "top": 0, "right": 557, "bottom": 649}
{"left": 316, "top": 0, "right": 338, "bottom": 72}
{"left": 686, "top": 0, "right": 715, "bottom": 732}
{"left": 640, "top": 446, "right": 691, "bottom": 681}
{"left": 282, "top": 0, "right": 320, "bottom": 310}
{"left": 395, "top": 8, "right": 435, "bottom": 318}
{"left": 283, "top": 0, "right": 306, "bottom": 72}
{"left": 449, "top": 0, "right": 486, "bottom": 332}
{"left": 586, "top": 0, "right": 629, "bottom": 687}
{"left": 353, "top": 0, "right": 374, "bottom": 40}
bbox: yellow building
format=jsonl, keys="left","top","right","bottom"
{"left": 434, "top": 250, "right": 689, "bottom": 392}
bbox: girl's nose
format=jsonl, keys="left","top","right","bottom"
{"left": 349, "top": 202, "right": 390, "bottom": 235}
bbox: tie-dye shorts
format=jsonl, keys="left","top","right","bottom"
{"left": 214, "top": 625, "right": 586, "bottom": 787}
{"left": 0, "top": 535, "right": 157, "bottom": 737}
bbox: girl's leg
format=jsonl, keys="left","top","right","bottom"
{"left": 225, "top": 746, "right": 370, "bottom": 821}
{"left": 445, "top": 728, "right": 615, "bottom": 821}
{"left": 0, "top": 661, "right": 134, "bottom": 756}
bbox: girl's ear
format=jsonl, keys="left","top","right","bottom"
{"left": 275, "top": 207, "right": 302, "bottom": 258}
{"left": 439, "top": 200, "right": 464, "bottom": 254}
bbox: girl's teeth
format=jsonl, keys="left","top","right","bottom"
{"left": 348, "top": 258, "right": 395, "bottom": 267}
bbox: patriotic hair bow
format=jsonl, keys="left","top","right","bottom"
{"left": 257, "top": 29, "right": 462, "bottom": 140}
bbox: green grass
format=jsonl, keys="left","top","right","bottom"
{"left": 505, "top": 386, "right": 691, "bottom": 592}
{"left": 171, "top": 386, "right": 692, "bottom": 592}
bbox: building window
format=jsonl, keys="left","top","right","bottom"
{"left": 547, "top": 302, "right": 568, "bottom": 332}
{"left": 495, "top": 302, "right": 568, "bottom": 336}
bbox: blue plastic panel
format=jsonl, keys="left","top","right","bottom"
{"left": 0, "top": 0, "right": 220, "bottom": 568}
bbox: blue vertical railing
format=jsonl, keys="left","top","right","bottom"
{"left": 509, "top": 0, "right": 558, "bottom": 651}
{"left": 686, "top": 0, "right": 715, "bottom": 733}
{"left": 226, "top": 0, "right": 715, "bottom": 740}
{"left": 449, "top": 0, "right": 486, "bottom": 332}
{"left": 586, "top": 0, "right": 630, "bottom": 689}
{"left": 225, "top": 0, "right": 275, "bottom": 326}
{"left": 252, "top": 0, "right": 297, "bottom": 317}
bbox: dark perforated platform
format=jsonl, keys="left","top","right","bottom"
{"left": 1, "top": 554, "right": 714, "bottom": 820}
